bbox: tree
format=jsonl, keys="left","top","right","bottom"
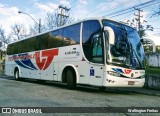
{"left": 29, "top": 20, "right": 46, "bottom": 36}
{"left": 10, "top": 23, "right": 27, "bottom": 40}
{"left": 127, "top": 19, "right": 153, "bottom": 38}
{"left": 29, "top": 23, "right": 41, "bottom": 36}
{"left": 45, "top": 11, "right": 75, "bottom": 30}
{"left": 45, "top": 12, "right": 59, "bottom": 30}
{"left": 0, "top": 26, "right": 11, "bottom": 50}
{"left": 156, "top": 46, "right": 160, "bottom": 53}
{"left": 138, "top": 25, "right": 153, "bottom": 38}
{"left": 138, "top": 28, "right": 146, "bottom": 38}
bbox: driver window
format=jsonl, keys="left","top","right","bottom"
{"left": 91, "top": 33, "right": 103, "bottom": 63}
{"left": 82, "top": 20, "right": 102, "bottom": 63}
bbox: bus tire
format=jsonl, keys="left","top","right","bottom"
{"left": 67, "top": 68, "right": 76, "bottom": 90}
{"left": 14, "top": 69, "right": 20, "bottom": 81}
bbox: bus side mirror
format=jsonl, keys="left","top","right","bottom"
{"left": 104, "top": 26, "right": 115, "bottom": 45}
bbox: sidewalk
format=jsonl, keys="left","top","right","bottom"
{"left": 109, "top": 87, "right": 160, "bottom": 96}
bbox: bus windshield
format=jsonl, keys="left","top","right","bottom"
{"left": 102, "top": 20, "right": 145, "bottom": 69}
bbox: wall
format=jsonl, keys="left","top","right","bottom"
{"left": 145, "top": 53, "right": 160, "bottom": 67}
{"left": 144, "top": 75, "right": 160, "bottom": 90}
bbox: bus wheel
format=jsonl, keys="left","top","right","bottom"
{"left": 99, "top": 87, "right": 106, "bottom": 92}
{"left": 14, "top": 69, "right": 20, "bottom": 81}
{"left": 67, "top": 69, "right": 76, "bottom": 90}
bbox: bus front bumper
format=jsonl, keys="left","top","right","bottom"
{"left": 103, "top": 75, "right": 145, "bottom": 87}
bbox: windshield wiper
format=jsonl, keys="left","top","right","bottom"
{"left": 132, "top": 49, "right": 142, "bottom": 68}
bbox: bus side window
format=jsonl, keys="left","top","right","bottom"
{"left": 63, "top": 24, "right": 80, "bottom": 46}
{"left": 36, "top": 33, "right": 48, "bottom": 50}
{"left": 48, "top": 29, "right": 64, "bottom": 48}
{"left": 82, "top": 20, "right": 102, "bottom": 63}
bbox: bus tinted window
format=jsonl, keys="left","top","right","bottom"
{"left": 82, "top": 20, "right": 101, "bottom": 43}
{"left": 63, "top": 24, "right": 80, "bottom": 45}
{"left": 7, "top": 23, "right": 81, "bottom": 55}
{"left": 82, "top": 20, "right": 102, "bottom": 63}
{"left": 49, "top": 29, "right": 64, "bottom": 48}
{"left": 28, "top": 37, "right": 36, "bottom": 52}
{"left": 36, "top": 33, "right": 49, "bottom": 50}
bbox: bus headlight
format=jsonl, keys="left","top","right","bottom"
{"left": 107, "top": 71, "right": 121, "bottom": 77}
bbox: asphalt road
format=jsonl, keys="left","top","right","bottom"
{"left": 0, "top": 76, "right": 160, "bottom": 116}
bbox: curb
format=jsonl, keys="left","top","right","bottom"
{"left": 114, "top": 88, "right": 160, "bottom": 96}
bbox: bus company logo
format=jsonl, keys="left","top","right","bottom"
{"left": 35, "top": 49, "right": 58, "bottom": 70}
{"left": 124, "top": 69, "right": 132, "bottom": 74}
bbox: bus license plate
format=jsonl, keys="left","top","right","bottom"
{"left": 128, "top": 81, "right": 135, "bottom": 85}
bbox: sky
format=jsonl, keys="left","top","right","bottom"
{"left": 0, "top": 0, "right": 160, "bottom": 45}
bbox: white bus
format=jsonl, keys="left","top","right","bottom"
{"left": 5, "top": 17, "right": 145, "bottom": 90}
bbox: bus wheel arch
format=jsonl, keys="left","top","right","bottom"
{"left": 14, "top": 67, "right": 20, "bottom": 80}
{"left": 62, "top": 65, "right": 78, "bottom": 89}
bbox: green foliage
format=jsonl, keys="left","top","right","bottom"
{"left": 138, "top": 29, "right": 146, "bottom": 38}
{"left": 156, "top": 46, "right": 160, "bottom": 53}
{"left": 146, "top": 67, "right": 160, "bottom": 75}
{"left": 143, "top": 45, "right": 153, "bottom": 53}
{"left": 144, "top": 58, "right": 149, "bottom": 69}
